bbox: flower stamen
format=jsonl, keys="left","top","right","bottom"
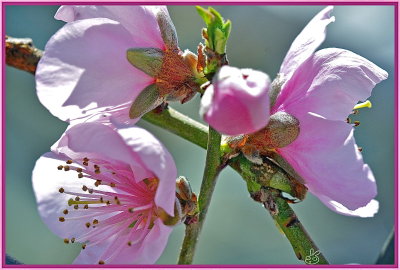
{"left": 354, "top": 100, "right": 372, "bottom": 110}
{"left": 54, "top": 157, "right": 164, "bottom": 263}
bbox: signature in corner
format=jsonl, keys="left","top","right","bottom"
{"left": 305, "top": 248, "right": 320, "bottom": 265}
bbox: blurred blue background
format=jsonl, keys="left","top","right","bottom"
{"left": 5, "top": 5, "right": 395, "bottom": 265}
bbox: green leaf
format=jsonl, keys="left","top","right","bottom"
{"left": 129, "top": 84, "right": 165, "bottom": 119}
{"left": 126, "top": 48, "right": 164, "bottom": 77}
{"left": 196, "top": 6, "right": 231, "bottom": 54}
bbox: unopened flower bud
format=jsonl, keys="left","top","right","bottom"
{"left": 176, "top": 176, "right": 193, "bottom": 201}
{"left": 200, "top": 66, "right": 271, "bottom": 136}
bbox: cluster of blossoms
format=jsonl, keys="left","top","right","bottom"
{"left": 200, "top": 6, "right": 387, "bottom": 216}
{"left": 34, "top": 6, "right": 192, "bottom": 265}
{"left": 33, "top": 5, "right": 387, "bottom": 264}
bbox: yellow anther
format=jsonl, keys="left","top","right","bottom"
{"left": 354, "top": 100, "right": 372, "bottom": 110}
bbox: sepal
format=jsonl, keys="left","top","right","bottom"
{"left": 129, "top": 84, "right": 165, "bottom": 119}
{"left": 127, "top": 47, "right": 164, "bottom": 77}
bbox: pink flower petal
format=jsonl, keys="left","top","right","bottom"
{"left": 36, "top": 18, "right": 154, "bottom": 124}
{"left": 53, "top": 123, "right": 176, "bottom": 215}
{"left": 32, "top": 152, "right": 116, "bottom": 239}
{"left": 278, "top": 113, "right": 377, "bottom": 212}
{"left": 53, "top": 123, "right": 149, "bottom": 180}
{"left": 73, "top": 219, "right": 173, "bottom": 264}
{"left": 33, "top": 123, "right": 177, "bottom": 264}
{"left": 118, "top": 128, "right": 177, "bottom": 216}
{"left": 274, "top": 48, "right": 388, "bottom": 121}
{"left": 55, "top": 5, "right": 167, "bottom": 49}
{"left": 201, "top": 66, "right": 270, "bottom": 136}
{"left": 319, "top": 197, "right": 379, "bottom": 218}
{"left": 128, "top": 219, "right": 173, "bottom": 264}
{"left": 279, "top": 6, "right": 335, "bottom": 80}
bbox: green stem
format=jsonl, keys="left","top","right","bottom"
{"left": 229, "top": 155, "right": 328, "bottom": 264}
{"left": 178, "top": 127, "right": 222, "bottom": 264}
{"left": 142, "top": 108, "right": 208, "bottom": 149}
{"left": 259, "top": 188, "right": 328, "bottom": 264}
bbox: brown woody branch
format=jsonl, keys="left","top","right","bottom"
{"left": 6, "top": 36, "right": 43, "bottom": 74}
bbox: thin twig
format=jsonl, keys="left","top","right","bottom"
{"left": 142, "top": 108, "right": 208, "bottom": 149}
{"left": 178, "top": 127, "right": 222, "bottom": 264}
{"left": 255, "top": 188, "right": 328, "bottom": 264}
{"left": 5, "top": 36, "right": 43, "bottom": 74}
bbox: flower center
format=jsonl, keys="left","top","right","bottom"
{"left": 156, "top": 50, "right": 198, "bottom": 103}
{"left": 56, "top": 157, "right": 159, "bottom": 264}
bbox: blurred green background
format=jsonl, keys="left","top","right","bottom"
{"left": 6, "top": 5, "right": 395, "bottom": 265}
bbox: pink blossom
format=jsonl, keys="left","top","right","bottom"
{"left": 32, "top": 123, "right": 178, "bottom": 264}
{"left": 200, "top": 66, "right": 271, "bottom": 136}
{"left": 36, "top": 6, "right": 189, "bottom": 125}
{"left": 268, "top": 6, "right": 388, "bottom": 217}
